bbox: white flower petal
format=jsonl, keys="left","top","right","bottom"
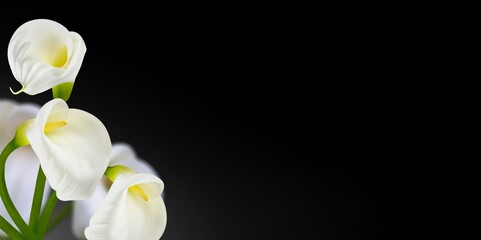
{"left": 0, "top": 99, "right": 17, "bottom": 148}
{"left": 7, "top": 19, "right": 86, "bottom": 95}
{"left": 27, "top": 99, "right": 111, "bottom": 200}
{"left": 0, "top": 99, "right": 39, "bottom": 148}
{"left": 0, "top": 100, "right": 47, "bottom": 237}
{"left": 85, "top": 174, "right": 166, "bottom": 240}
{"left": 110, "top": 143, "right": 158, "bottom": 175}
{"left": 72, "top": 143, "right": 161, "bottom": 239}
{"left": 6, "top": 102, "right": 40, "bottom": 136}
{"left": 0, "top": 148, "right": 51, "bottom": 237}
{"left": 72, "top": 180, "right": 109, "bottom": 239}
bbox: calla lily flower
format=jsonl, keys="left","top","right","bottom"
{"left": 25, "top": 98, "right": 111, "bottom": 201}
{"left": 72, "top": 143, "right": 161, "bottom": 239}
{"left": 0, "top": 99, "right": 50, "bottom": 237}
{"left": 7, "top": 19, "right": 86, "bottom": 96}
{"left": 84, "top": 173, "right": 167, "bottom": 240}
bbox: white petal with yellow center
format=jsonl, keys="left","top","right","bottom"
{"left": 26, "top": 99, "right": 111, "bottom": 200}
{"left": 7, "top": 19, "right": 86, "bottom": 95}
{"left": 84, "top": 173, "right": 167, "bottom": 240}
{"left": 71, "top": 143, "right": 160, "bottom": 239}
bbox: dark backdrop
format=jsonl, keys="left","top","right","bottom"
{"left": 0, "top": 4, "right": 416, "bottom": 240}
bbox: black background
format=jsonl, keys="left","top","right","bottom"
{"left": 0, "top": 4, "right": 419, "bottom": 240}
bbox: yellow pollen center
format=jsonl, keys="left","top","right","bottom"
{"left": 129, "top": 185, "right": 149, "bottom": 201}
{"left": 44, "top": 120, "right": 68, "bottom": 133}
{"left": 50, "top": 44, "right": 67, "bottom": 68}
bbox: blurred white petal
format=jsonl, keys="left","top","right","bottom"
{"left": 0, "top": 100, "right": 49, "bottom": 237}
{"left": 110, "top": 143, "right": 158, "bottom": 175}
{"left": 0, "top": 99, "right": 16, "bottom": 148}
{"left": 72, "top": 179, "right": 108, "bottom": 239}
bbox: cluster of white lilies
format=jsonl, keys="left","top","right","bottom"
{"left": 0, "top": 19, "right": 167, "bottom": 240}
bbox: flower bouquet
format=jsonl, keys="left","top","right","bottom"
{"left": 0, "top": 19, "right": 167, "bottom": 240}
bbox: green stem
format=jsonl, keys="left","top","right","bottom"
{"left": 0, "top": 215, "right": 26, "bottom": 240}
{"left": 36, "top": 191, "right": 57, "bottom": 238}
{"left": 0, "top": 140, "right": 37, "bottom": 239}
{"left": 28, "top": 167, "right": 46, "bottom": 232}
{"left": 45, "top": 202, "right": 72, "bottom": 234}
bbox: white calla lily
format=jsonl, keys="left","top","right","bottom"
{"left": 85, "top": 173, "right": 167, "bottom": 240}
{"left": 26, "top": 98, "right": 111, "bottom": 201}
{"left": 72, "top": 143, "right": 160, "bottom": 239}
{"left": 0, "top": 99, "right": 50, "bottom": 237}
{"left": 7, "top": 19, "right": 86, "bottom": 95}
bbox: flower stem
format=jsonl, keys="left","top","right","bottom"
{"left": 28, "top": 167, "right": 46, "bottom": 232}
{"left": 0, "top": 215, "right": 26, "bottom": 240}
{"left": 36, "top": 191, "right": 58, "bottom": 238}
{"left": 0, "top": 140, "right": 37, "bottom": 240}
